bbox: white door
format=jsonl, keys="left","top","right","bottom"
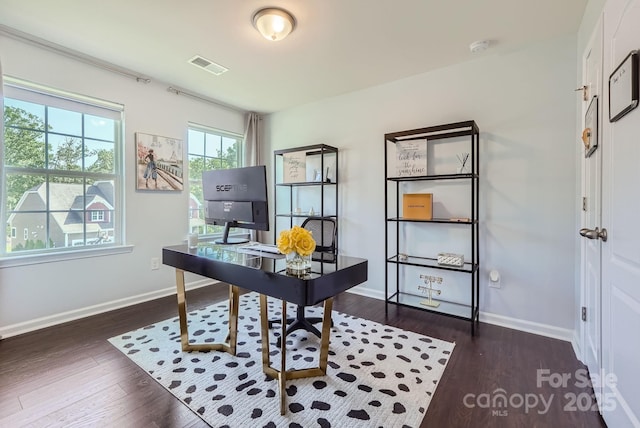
{"left": 579, "top": 17, "right": 603, "bottom": 404}
{"left": 601, "top": 0, "right": 640, "bottom": 426}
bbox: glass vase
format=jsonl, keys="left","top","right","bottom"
{"left": 285, "top": 252, "right": 311, "bottom": 277}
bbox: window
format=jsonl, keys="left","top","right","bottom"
{"left": 2, "top": 78, "right": 123, "bottom": 255}
{"left": 90, "top": 211, "right": 104, "bottom": 222}
{"left": 11, "top": 227, "right": 16, "bottom": 238}
{"left": 187, "top": 124, "right": 243, "bottom": 237}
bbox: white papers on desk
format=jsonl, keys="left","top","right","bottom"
{"left": 237, "top": 243, "right": 285, "bottom": 259}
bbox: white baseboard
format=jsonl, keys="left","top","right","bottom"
{"left": 478, "top": 311, "right": 574, "bottom": 342}
{"left": 572, "top": 330, "right": 584, "bottom": 364}
{"left": 2, "top": 282, "right": 577, "bottom": 344}
{"left": 346, "top": 287, "right": 575, "bottom": 343}
{"left": 347, "top": 284, "right": 384, "bottom": 300}
{"left": 0, "top": 278, "right": 217, "bottom": 339}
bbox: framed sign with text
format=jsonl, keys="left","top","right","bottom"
{"left": 609, "top": 50, "right": 638, "bottom": 122}
{"left": 395, "top": 140, "right": 427, "bottom": 177}
{"left": 282, "top": 151, "right": 306, "bottom": 183}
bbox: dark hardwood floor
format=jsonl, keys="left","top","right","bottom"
{"left": 0, "top": 286, "right": 607, "bottom": 427}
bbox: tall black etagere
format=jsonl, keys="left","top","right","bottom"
{"left": 273, "top": 144, "right": 338, "bottom": 249}
{"left": 384, "top": 120, "right": 480, "bottom": 335}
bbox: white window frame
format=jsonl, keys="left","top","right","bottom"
{"left": 1, "top": 77, "right": 126, "bottom": 261}
{"left": 187, "top": 123, "right": 244, "bottom": 240}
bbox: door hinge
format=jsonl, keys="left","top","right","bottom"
{"left": 581, "top": 306, "right": 587, "bottom": 322}
{"left": 582, "top": 197, "right": 587, "bottom": 212}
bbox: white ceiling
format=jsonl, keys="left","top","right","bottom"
{"left": 0, "top": 0, "right": 587, "bottom": 114}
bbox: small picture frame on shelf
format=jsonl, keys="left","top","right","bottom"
{"left": 283, "top": 151, "right": 306, "bottom": 183}
{"left": 395, "top": 140, "right": 427, "bottom": 177}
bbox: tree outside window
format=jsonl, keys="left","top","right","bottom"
{"left": 2, "top": 81, "right": 122, "bottom": 255}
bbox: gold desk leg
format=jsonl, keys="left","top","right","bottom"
{"left": 259, "top": 295, "right": 335, "bottom": 416}
{"left": 175, "top": 268, "right": 238, "bottom": 354}
{"left": 279, "top": 299, "right": 288, "bottom": 415}
{"left": 318, "top": 297, "right": 333, "bottom": 372}
{"left": 259, "top": 295, "right": 288, "bottom": 414}
{"left": 227, "top": 284, "right": 239, "bottom": 355}
{"left": 259, "top": 294, "right": 271, "bottom": 369}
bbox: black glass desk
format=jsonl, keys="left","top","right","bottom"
{"left": 162, "top": 243, "right": 368, "bottom": 414}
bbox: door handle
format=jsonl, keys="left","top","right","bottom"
{"left": 575, "top": 85, "right": 589, "bottom": 101}
{"left": 579, "top": 227, "right": 608, "bottom": 242}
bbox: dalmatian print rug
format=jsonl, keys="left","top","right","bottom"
{"left": 108, "top": 292, "right": 454, "bottom": 427}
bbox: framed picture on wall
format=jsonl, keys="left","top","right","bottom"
{"left": 609, "top": 50, "right": 638, "bottom": 122}
{"left": 584, "top": 96, "right": 598, "bottom": 158}
{"left": 135, "top": 132, "right": 184, "bottom": 191}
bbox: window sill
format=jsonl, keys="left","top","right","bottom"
{"left": 0, "top": 244, "right": 134, "bottom": 269}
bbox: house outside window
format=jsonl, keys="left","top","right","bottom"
{"left": 187, "top": 124, "right": 243, "bottom": 237}
{"left": 2, "top": 78, "right": 123, "bottom": 255}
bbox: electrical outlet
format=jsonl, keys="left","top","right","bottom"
{"left": 150, "top": 257, "right": 160, "bottom": 270}
{"left": 489, "top": 270, "right": 501, "bottom": 288}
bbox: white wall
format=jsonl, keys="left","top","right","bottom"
{"left": 0, "top": 32, "right": 583, "bottom": 338}
{"left": 0, "top": 36, "right": 245, "bottom": 336}
{"left": 265, "top": 35, "right": 579, "bottom": 333}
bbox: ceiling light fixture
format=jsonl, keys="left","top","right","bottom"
{"left": 252, "top": 7, "right": 296, "bottom": 41}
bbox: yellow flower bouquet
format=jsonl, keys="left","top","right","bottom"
{"left": 277, "top": 225, "right": 316, "bottom": 276}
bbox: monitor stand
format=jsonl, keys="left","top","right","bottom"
{"left": 214, "top": 221, "right": 249, "bottom": 245}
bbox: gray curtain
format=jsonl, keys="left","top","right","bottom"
{"left": 243, "top": 112, "right": 262, "bottom": 241}
{"left": 243, "top": 112, "right": 261, "bottom": 167}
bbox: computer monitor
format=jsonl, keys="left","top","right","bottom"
{"left": 202, "top": 165, "right": 269, "bottom": 244}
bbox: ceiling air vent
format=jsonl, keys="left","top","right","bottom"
{"left": 188, "top": 55, "right": 228, "bottom": 76}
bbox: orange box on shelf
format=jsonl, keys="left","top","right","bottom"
{"left": 402, "top": 193, "right": 433, "bottom": 220}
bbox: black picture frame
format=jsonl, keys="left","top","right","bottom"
{"left": 584, "top": 96, "right": 598, "bottom": 158}
{"left": 609, "top": 50, "right": 638, "bottom": 122}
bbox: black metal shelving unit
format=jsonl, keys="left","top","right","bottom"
{"left": 384, "top": 120, "right": 480, "bottom": 335}
{"left": 273, "top": 144, "right": 339, "bottom": 249}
